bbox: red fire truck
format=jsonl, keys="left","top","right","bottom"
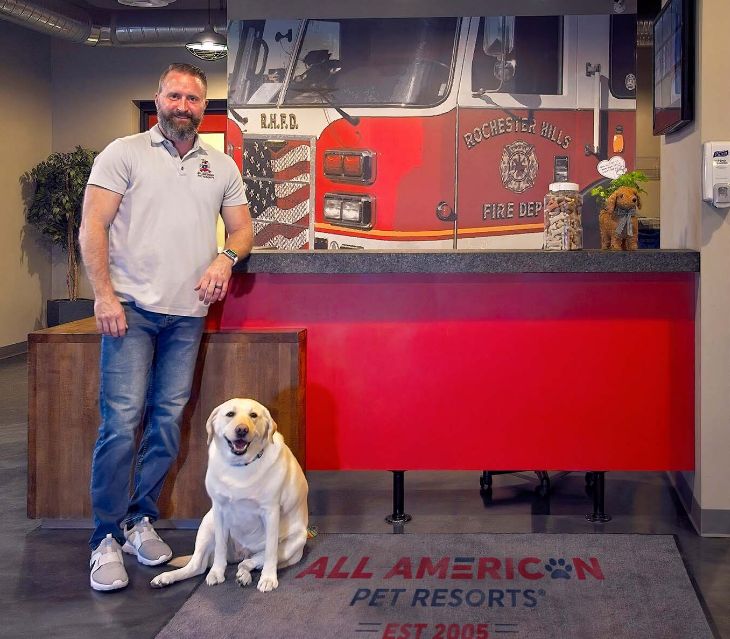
{"left": 227, "top": 14, "right": 637, "bottom": 250}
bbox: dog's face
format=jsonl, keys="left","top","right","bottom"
{"left": 206, "top": 398, "right": 277, "bottom": 462}
{"left": 608, "top": 186, "right": 641, "bottom": 212}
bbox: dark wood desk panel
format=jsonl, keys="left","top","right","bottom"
{"left": 28, "top": 318, "right": 305, "bottom": 519}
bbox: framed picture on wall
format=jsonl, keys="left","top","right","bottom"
{"left": 652, "top": 0, "right": 694, "bottom": 136}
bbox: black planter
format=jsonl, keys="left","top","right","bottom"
{"left": 46, "top": 299, "right": 95, "bottom": 328}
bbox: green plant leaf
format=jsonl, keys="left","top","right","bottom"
{"left": 591, "top": 170, "right": 649, "bottom": 206}
{"left": 25, "top": 145, "right": 98, "bottom": 298}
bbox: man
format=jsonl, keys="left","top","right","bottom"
{"left": 79, "top": 63, "right": 253, "bottom": 592}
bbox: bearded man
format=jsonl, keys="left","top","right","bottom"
{"left": 79, "top": 63, "right": 252, "bottom": 591}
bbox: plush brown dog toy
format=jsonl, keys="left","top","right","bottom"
{"left": 599, "top": 186, "right": 641, "bottom": 250}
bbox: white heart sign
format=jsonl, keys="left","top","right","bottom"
{"left": 597, "top": 156, "right": 628, "bottom": 180}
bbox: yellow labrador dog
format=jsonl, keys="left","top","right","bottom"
{"left": 150, "top": 398, "right": 308, "bottom": 592}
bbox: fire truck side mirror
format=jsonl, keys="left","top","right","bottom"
{"left": 275, "top": 29, "right": 293, "bottom": 43}
{"left": 483, "top": 17, "right": 515, "bottom": 58}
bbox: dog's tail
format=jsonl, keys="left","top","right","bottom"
{"left": 167, "top": 555, "right": 193, "bottom": 568}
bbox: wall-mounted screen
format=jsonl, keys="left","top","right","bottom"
{"left": 652, "top": 0, "right": 694, "bottom": 136}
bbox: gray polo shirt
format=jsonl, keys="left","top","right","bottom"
{"left": 87, "top": 124, "right": 247, "bottom": 317}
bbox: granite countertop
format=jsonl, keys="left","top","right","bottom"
{"left": 234, "top": 249, "right": 699, "bottom": 274}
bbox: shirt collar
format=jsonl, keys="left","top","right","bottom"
{"left": 149, "top": 123, "right": 205, "bottom": 154}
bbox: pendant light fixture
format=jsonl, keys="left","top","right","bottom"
{"left": 186, "top": 0, "right": 227, "bottom": 61}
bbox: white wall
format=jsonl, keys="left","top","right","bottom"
{"left": 661, "top": 0, "right": 730, "bottom": 532}
{"left": 0, "top": 25, "right": 53, "bottom": 348}
{"left": 49, "top": 40, "right": 227, "bottom": 299}
{"left": 694, "top": 0, "right": 730, "bottom": 522}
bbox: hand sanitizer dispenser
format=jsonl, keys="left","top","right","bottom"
{"left": 702, "top": 142, "right": 730, "bottom": 208}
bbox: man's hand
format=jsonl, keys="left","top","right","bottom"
{"left": 94, "top": 295, "right": 127, "bottom": 337}
{"left": 194, "top": 255, "right": 234, "bottom": 305}
{"left": 193, "top": 202, "right": 252, "bottom": 305}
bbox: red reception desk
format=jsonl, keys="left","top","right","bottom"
{"left": 209, "top": 250, "right": 698, "bottom": 475}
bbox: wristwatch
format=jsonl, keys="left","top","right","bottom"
{"left": 221, "top": 248, "right": 238, "bottom": 266}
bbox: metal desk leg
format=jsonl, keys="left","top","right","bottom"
{"left": 585, "top": 471, "right": 611, "bottom": 522}
{"left": 385, "top": 470, "right": 412, "bottom": 525}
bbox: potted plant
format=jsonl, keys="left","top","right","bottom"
{"left": 26, "top": 146, "right": 98, "bottom": 326}
{"left": 589, "top": 170, "right": 649, "bottom": 206}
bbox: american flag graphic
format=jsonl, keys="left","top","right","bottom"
{"left": 243, "top": 139, "right": 312, "bottom": 250}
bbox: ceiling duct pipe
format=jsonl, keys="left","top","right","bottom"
{"left": 0, "top": 0, "right": 97, "bottom": 43}
{"left": 109, "top": 10, "right": 226, "bottom": 46}
{"left": 0, "top": 0, "right": 225, "bottom": 46}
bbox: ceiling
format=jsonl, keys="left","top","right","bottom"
{"left": 63, "top": 0, "right": 639, "bottom": 18}
{"left": 67, "top": 0, "right": 224, "bottom": 11}
{"left": 2, "top": 0, "right": 650, "bottom": 47}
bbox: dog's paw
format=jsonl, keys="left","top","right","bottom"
{"left": 205, "top": 567, "right": 226, "bottom": 586}
{"left": 237, "top": 558, "right": 257, "bottom": 572}
{"left": 236, "top": 568, "right": 252, "bottom": 587}
{"left": 257, "top": 572, "right": 278, "bottom": 592}
{"left": 150, "top": 572, "right": 174, "bottom": 588}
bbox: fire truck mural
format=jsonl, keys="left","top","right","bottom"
{"left": 227, "top": 15, "right": 637, "bottom": 250}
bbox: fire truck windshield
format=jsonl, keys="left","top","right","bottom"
{"left": 230, "top": 18, "right": 459, "bottom": 108}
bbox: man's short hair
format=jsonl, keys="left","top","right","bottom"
{"left": 158, "top": 63, "right": 208, "bottom": 93}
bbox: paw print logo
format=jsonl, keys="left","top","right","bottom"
{"left": 545, "top": 558, "right": 573, "bottom": 579}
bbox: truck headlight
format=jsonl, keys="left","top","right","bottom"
{"left": 324, "top": 196, "right": 342, "bottom": 220}
{"left": 322, "top": 194, "right": 374, "bottom": 228}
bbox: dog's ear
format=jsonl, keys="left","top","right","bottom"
{"left": 205, "top": 405, "right": 221, "bottom": 446}
{"left": 263, "top": 406, "right": 278, "bottom": 443}
{"left": 635, "top": 192, "right": 642, "bottom": 210}
{"left": 605, "top": 191, "right": 618, "bottom": 215}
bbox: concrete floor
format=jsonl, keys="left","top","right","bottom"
{"left": 1, "top": 352, "right": 729, "bottom": 638}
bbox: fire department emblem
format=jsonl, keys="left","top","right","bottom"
{"left": 500, "top": 141, "right": 539, "bottom": 193}
{"left": 197, "top": 158, "right": 215, "bottom": 179}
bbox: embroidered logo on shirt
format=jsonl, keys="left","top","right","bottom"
{"left": 197, "top": 159, "right": 215, "bottom": 179}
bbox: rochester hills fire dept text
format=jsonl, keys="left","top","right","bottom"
{"left": 463, "top": 117, "right": 572, "bottom": 150}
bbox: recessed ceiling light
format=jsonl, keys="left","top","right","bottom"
{"left": 117, "top": 0, "right": 176, "bottom": 7}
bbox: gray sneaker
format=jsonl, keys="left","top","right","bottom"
{"left": 90, "top": 534, "right": 129, "bottom": 592}
{"left": 122, "top": 517, "right": 172, "bottom": 566}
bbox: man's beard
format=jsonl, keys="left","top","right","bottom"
{"left": 157, "top": 108, "right": 202, "bottom": 142}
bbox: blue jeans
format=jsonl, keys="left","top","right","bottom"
{"left": 89, "top": 303, "right": 204, "bottom": 549}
